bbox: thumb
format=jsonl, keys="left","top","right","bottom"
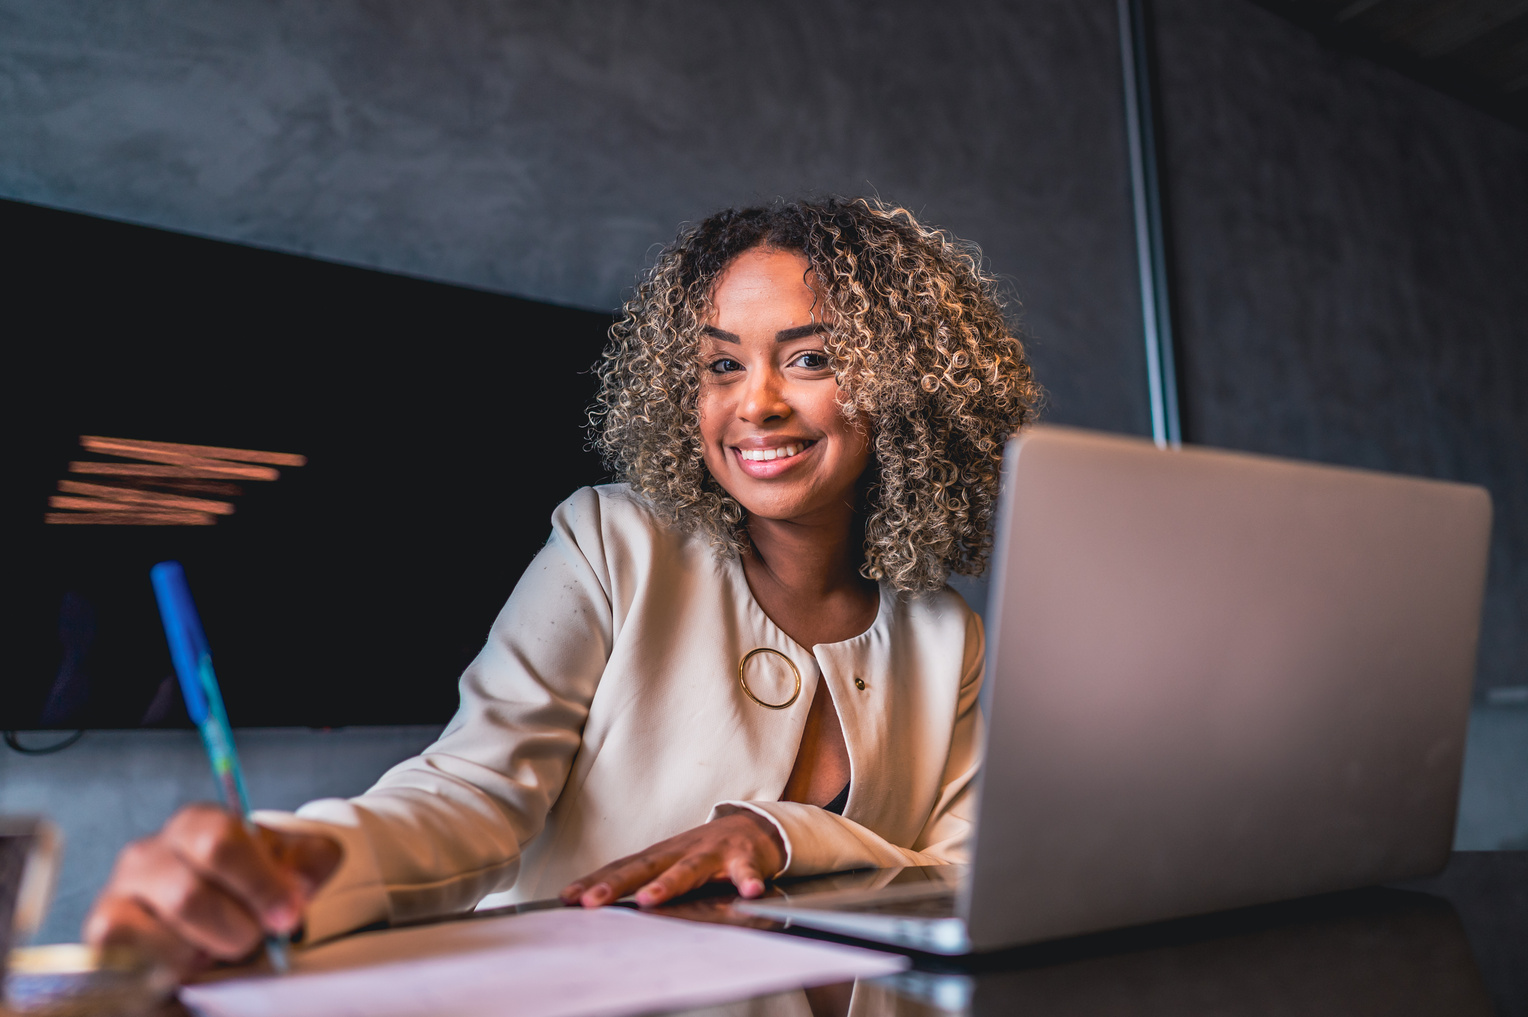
{"left": 261, "top": 828, "right": 344, "bottom": 897}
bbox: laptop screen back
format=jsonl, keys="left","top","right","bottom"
{"left": 967, "top": 427, "right": 1491, "bottom": 949}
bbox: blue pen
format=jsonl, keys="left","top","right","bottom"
{"left": 150, "top": 561, "right": 291, "bottom": 974}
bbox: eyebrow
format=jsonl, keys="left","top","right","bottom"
{"left": 701, "top": 322, "right": 827, "bottom": 344}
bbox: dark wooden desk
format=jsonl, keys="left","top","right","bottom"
{"left": 639, "top": 850, "right": 1526, "bottom": 1017}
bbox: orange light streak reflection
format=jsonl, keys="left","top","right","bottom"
{"left": 46, "top": 436, "right": 305, "bottom": 525}
{"left": 80, "top": 435, "right": 307, "bottom": 467}
{"left": 53, "top": 482, "right": 236, "bottom": 514}
{"left": 77, "top": 445, "right": 285, "bottom": 476}
{"left": 45, "top": 511, "right": 217, "bottom": 526}
{"left": 67, "top": 460, "right": 279, "bottom": 481}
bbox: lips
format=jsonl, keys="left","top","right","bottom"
{"left": 732, "top": 439, "right": 817, "bottom": 477}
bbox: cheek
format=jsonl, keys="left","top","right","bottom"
{"left": 695, "top": 399, "right": 729, "bottom": 474}
{"left": 696, "top": 393, "right": 722, "bottom": 446}
{"left": 834, "top": 415, "right": 875, "bottom": 477}
{"left": 820, "top": 397, "right": 868, "bottom": 451}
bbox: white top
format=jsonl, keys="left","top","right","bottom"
{"left": 259, "top": 484, "right": 984, "bottom": 943}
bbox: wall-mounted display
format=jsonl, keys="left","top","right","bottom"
{"left": 6, "top": 198, "right": 612, "bottom": 729}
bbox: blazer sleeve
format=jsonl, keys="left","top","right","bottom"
{"left": 710, "top": 610, "right": 985, "bottom": 877}
{"left": 256, "top": 487, "right": 616, "bottom": 942}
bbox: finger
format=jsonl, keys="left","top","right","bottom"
{"left": 723, "top": 810, "right": 786, "bottom": 875}
{"left": 635, "top": 852, "right": 718, "bottom": 908}
{"left": 579, "top": 855, "right": 670, "bottom": 907}
{"left": 114, "top": 835, "right": 268, "bottom": 961}
{"left": 565, "top": 845, "right": 686, "bottom": 907}
{"left": 563, "top": 848, "right": 675, "bottom": 905}
{"left": 725, "top": 855, "right": 766, "bottom": 899}
{"left": 113, "top": 836, "right": 266, "bottom": 961}
{"left": 261, "top": 827, "right": 344, "bottom": 897}
{"left": 84, "top": 893, "right": 208, "bottom": 979}
{"left": 165, "top": 805, "right": 303, "bottom": 932}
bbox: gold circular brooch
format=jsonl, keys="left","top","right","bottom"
{"left": 738, "top": 647, "right": 802, "bottom": 710}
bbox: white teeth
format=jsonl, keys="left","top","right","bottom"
{"left": 740, "top": 443, "right": 805, "bottom": 462}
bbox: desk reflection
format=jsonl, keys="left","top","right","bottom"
{"left": 3, "top": 869, "right": 1503, "bottom": 1017}
{"left": 664, "top": 885, "right": 1491, "bottom": 1017}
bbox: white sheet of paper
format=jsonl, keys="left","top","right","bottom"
{"left": 179, "top": 907, "right": 908, "bottom": 1017}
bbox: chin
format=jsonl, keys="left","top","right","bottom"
{"left": 739, "top": 490, "right": 836, "bottom": 524}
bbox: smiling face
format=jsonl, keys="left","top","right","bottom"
{"left": 697, "top": 247, "right": 872, "bottom": 528}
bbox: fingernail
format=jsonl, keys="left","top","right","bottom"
{"left": 586, "top": 883, "right": 611, "bottom": 906}
{"left": 560, "top": 885, "right": 583, "bottom": 904}
{"left": 740, "top": 879, "right": 763, "bottom": 897}
{"left": 266, "top": 903, "right": 298, "bottom": 932}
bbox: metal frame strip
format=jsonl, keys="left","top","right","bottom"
{"left": 1119, "top": 0, "right": 1183, "bottom": 448}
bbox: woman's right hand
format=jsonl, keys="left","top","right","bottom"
{"left": 83, "top": 803, "right": 342, "bottom": 978}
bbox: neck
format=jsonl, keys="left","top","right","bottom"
{"left": 743, "top": 506, "right": 869, "bottom": 600}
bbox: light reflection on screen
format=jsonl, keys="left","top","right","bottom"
{"left": 44, "top": 436, "right": 306, "bottom": 526}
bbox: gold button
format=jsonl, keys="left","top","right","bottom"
{"left": 854, "top": 677, "right": 867, "bottom": 691}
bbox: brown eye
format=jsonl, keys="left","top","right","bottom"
{"left": 708, "top": 358, "right": 743, "bottom": 374}
{"left": 792, "top": 352, "right": 831, "bottom": 370}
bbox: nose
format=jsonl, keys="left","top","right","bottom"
{"left": 739, "top": 364, "right": 791, "bottom": 424}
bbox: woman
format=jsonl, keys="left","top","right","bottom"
{"left": 85, "top": 197, "right": 1039, "bottom": 974}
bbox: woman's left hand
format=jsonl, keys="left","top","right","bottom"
{"left": 559, "top": 810, "right": 785, "bottom": 908}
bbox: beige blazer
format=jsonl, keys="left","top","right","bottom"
{"left": 259, "top": 484, "right": 984, "bottom": 943}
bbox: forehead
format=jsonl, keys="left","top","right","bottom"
{"left": 707, "top": 248, "right": 827, "bottom": 331}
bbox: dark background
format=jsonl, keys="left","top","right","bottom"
{"left": 0, "top": 0, "right": 1523, "bottom": 721}
{"left": 5, "top": 198, "right": 611, "bottom": 727}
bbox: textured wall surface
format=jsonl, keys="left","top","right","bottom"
{"left": 1155, "top": 0, "right": 1528, "bottom": 692}
{"left": 0, "top": 0, "right": 1150, "bottom": 434}
{"left": 5, "top": 0, "right": 1515, "bottom": 683}
{"left": 0, "top": 726, "right": 444, "bottom": 945}
{"left": 7, "top": 2, "right": 1519, "bottom": 686}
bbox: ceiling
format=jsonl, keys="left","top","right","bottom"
{"left": 1253, "top": 0, "right": 1528, "bottom": 130}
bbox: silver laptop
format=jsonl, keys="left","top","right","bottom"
{"left": 736, "top": 425, "right": 1493, "bottom": 953}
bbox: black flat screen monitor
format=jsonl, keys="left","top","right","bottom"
{"left": 5, "top": 198, "right": 613, "bottom": 729}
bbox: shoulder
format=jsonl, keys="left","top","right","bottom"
{"left": 548, "top": 484, "right": 710, "bottom": 585}
{"left": 891, "top": 583, "right": 975, "bottom": 633}
{"left": 550, "top": 483, "right": 683, "bottom": 547}
{"left": 886, "top": 584, "right": 985, "bottom": 685}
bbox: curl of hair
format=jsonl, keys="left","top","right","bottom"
{"left": 589, "top": 197, "right": 1041, "bottom": 594}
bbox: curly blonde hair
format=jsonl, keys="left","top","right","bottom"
{"left": 590, "top": 197, "right": 1040, "bottom": 593}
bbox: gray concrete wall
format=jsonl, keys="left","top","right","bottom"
{"left": 1, "top": 0, "right": 1520, "bottom": 686}
{"left": 1456, "top": 707, "right": 1528, "bottom": 853}
{"left": 0, "top": 0, "right": 1150, "bottom": 436}
{"left": 0, "top": 726, "right": 444, "bottom": 946}
{"left": 1155, "top": 0, "right": 1528, "bottom": 694}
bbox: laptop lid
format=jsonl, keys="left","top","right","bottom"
{"left": 964, "top": 426, "right": 1491, "bottom": 950}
